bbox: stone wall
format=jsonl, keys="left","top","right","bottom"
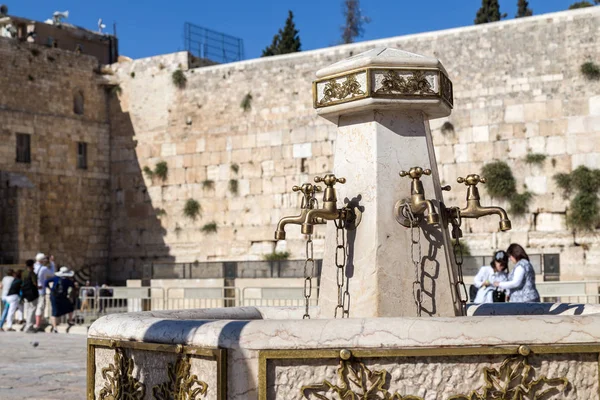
{"left": 0, "top": 37, "right": 110, "bottom": 279}
{"left": 108, "top": 8, "right": 599, "bottom": 281}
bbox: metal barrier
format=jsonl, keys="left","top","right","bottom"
{"left": 164, "top": 287, "right": 239, "bottom": 310}
{"left": 241, "top": 287, "right": 318, "bottom": 307}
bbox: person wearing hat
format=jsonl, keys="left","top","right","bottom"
{"left": 33, "top": 253, "right": 53, "bottom": 331}
{"left": 44, "top": 266, "right": 75, "bottom": 333}
{"left": 472, "top": 250, "right": 509, "bottom": 304}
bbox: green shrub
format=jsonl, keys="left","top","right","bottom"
{"left": 241, "top": 93, "right": 252, "bottom": 111}
{"left": 154, "top": 161, "right": 168, "bottom": 181}
{"left": 143, "top": 166, "right": 154, "bottom": 179}
{"left": 229, "top": 179, "right": 239, "bottom": 195}
{"left": 509, "top": 191, "right": 533, "bottom": 215}
{"left": 569, "top": 192, "right": 600, "bottom": 230}
{"left": 155, "top": 208, "right": 167, "bottom": 217}
{"left": 202, "top": 179, "right": 215, "bottom": 190}
{"left": 524, "top": 153, "right": 546, "bottom": 165}
{"left": 263, "top": 251, "right": 290, "bottom": 261}
{"left": 230, "top": 163, "right": 239, "bottom": 174}
{"left": 172, "top": 69, "right": 187, "bottom": 88}
{"left": 110, "top": 85, "right": 122, "bottom": 95}
{"left": 130, "top": 71, "right": 135, "bottom": 78}
{"left": 183, "top": 199, "right": 201, "bottom": 220}
{"left": 441, "top": 121, "right": 455, "bottom": 134}
{"left": 569, "top": 1, "right": 594, "bottom": 9}
{"left": 201, "top": 222, "right": 218, "bottom": 234}
{"left": 581, "top": 61, "right": 600, "bottom": 80}
{"left": 451, "top": 239, "right": 471, "bottom": 256}
{"left": 481, "top": 161, "right": 516, "bottom": 199}
{"left": 555, "top": 166, "right": 600, "bottom": 230}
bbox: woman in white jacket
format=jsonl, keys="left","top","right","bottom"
{"left": 473, "top": 250, "right": 509, "bottom": 303}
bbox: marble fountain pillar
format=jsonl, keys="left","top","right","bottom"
{"left": 88, "top": 48, "right": 600, "bottom": 400}
{"left": 312, "top": 48, "right": 460, "bottom": 318}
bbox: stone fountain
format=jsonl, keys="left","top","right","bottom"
{"left": 88, "top": 48, "right": 600, "bottom": 400}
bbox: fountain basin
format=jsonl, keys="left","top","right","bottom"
{"left": 88, "top": 305, "right": 600, "bottom": 399}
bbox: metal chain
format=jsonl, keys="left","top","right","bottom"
{"left": 303, "top": 235, "right": 314, "bottom": 319}
{"left": 450, "top": 208, "right": 468, "bottom": 316}
{"left": 334, "top": 215, "right": 347, "bottom": 318}
{"left": 403, "top": 203, "right": 423, "bottom": 317}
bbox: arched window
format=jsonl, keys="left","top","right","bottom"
{"left": 73, "top": 90, "right": 84, "bottom": 115}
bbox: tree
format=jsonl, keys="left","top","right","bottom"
{"left": 515, "top": 0, "right": 533, "bottom": 17}
{"left": 569, "top": 1, "right": 594, "bottom": 8}
{"left": 341, "top": 0, "right": 371, "bottom": 44}
{"left": 261, "top": 11, "right": 301, "bottom": 57}
{"left": 474, "top": 0, "right": 507, "bottom": 24}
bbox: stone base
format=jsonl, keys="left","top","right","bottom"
{"left": 88, "top": 305, "right": 600, "bottom": 399}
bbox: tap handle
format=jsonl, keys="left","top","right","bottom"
{"left": 314, "top": 174, "right": 346, "bottom": 187}
{"left": 292, "top": 183, "right": 322, "bottom": 195}
{"left": 457, "top": 174, "right": 486, "bottom": 186}
{"left": 441, "top": 185, "right": 451, "bottom": 191}
{"left": 399, "top": 166, "right": 432, "bottom": 180}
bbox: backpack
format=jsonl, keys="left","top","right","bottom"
{"left": 51, "top": 278, "right": 66, "bottom": 297}
{"left": 21, "top": 271, "right": 39, "bottom": 302}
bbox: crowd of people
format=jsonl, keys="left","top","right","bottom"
{"left": 470, "top": 243, "right": 541, "bottom": 304}
{"left": 0, "top": 253, "right": 81, "bottom": 333}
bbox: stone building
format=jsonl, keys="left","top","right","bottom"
{"left": 0, "top": 7, "right": 599, "bottom": 284}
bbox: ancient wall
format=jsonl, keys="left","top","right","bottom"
{"left": 0, "top": 37, "right": 111, "bottom": 278}
{"left": 108, "top": 8, "right": 600, "bottom": 281}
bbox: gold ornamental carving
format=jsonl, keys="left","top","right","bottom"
{"left": 98, "top": 348, "right": 145, "bottom": 400}
{"left": 300, "top": 350, "right": 570, "bottom": 400}
{"left": 376, "top": 70, "right": 434, "bottom": 95}
{"left": 152, "top": 355, "right": 209, "bottom": 400}
{"left": 448, "top": 355, "right": 569, "bottom": 400}
{"left": 301, "top": 350, "right": 424, "bottom": 400}
{"left": 319, "top": 74, "right": 365, "bottom": 105}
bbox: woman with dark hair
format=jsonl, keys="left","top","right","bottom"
{"left": 494, "top": 243, "right": 540, "bottom": 302}
{"left": 473, "top": 250, "right": 509, "bottom": 303}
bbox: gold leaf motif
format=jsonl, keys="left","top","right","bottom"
{"left": 376, "top": 70, "right": 434, "bottom": 95}
{"left": 319, "top": 74, "right": 365, "bottom": 105}
{"left": 301, "top": 358, "right": 424, "bottom": 400}
{"left": 449, "top": 356, "right": 569, "bottom": 400}
{"left": 300, "top": 354, "right": 570, "bottom": 400}
{"left": 152, "top": 355, "right": 208, "bottom": 400}
{"left": 98, "top": 348, "right": 145, "bottom": 400}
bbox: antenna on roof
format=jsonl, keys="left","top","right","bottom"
{"left": 98, "top": 18, "right": 106, "bottom": 33}
{"left": 52, "top": 10, "right": 69, "bottom": 25}
{"left": 0, "top": 5, "right": 8, "bottom": 17}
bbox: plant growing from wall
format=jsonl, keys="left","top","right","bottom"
{"left": 441, "top": 121, "right": 455, "bottom": 134}
{"left": 172, "top": 69, "right": 187, "bottom": 88}
{"left": 229, "top": 179, "right": 239, "bottom": 195}
{"left": 202, "top": 179, "right": 215, "bottom": 190}
{"left": 524, "top": 153, "right": 546, "bottom": 165}
{"left": 581, "top": 61, "right": 600, "bottom": 81}
{"left": 143, "top": 166, "right": 154, "bottom": 179}
{"left": 241, "top": 93, "right": 252, "bottom": 112}
{"left": 554, "top": 166, "right": 600, "bottom": 230}
{"left": 230, "top": 163, "right": 239, "bottom": 174}
{"left": 201, "top": 222, "right": 218, "bottom": 234}
{"left": 183, "top": 199, "right": 202, "bottom": 220}
{"left": 264, "top": 251, "right": 290, "bottom": 261}
{"left": 481, "top": 161, "right": 533, "bottom": 216}
{"left": 451, "top": 239, "right": 471, "bottom": 256}
{"left": 154, "top": 161, "right": 168, "bottom": 181}
{"left": 130, "top": 71, "right": 135, "bottom": 78}
{"left": 155, "top": 208, "right": 167, "bottom": 217}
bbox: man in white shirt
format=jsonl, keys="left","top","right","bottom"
{"left": 0, "top": 269, "right": 15, "bottom": 331}
{"left": 33, "top": 253, "right": 53, "bottom": 331}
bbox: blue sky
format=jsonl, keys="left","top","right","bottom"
{"left": 9, "top": 0, "right": 585, "bottom": 60}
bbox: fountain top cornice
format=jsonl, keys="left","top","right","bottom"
{"left": 313, "top": 47, "right": 453, "bottom": 120}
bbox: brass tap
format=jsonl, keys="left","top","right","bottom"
{"left": 451, "top": 174, "right": 512, "bottom": 231}
{"left": 301, "top": 174, "right": 349, "bottom": 235}
{"left": 394, "top": 166, "right": 440, "bottom": 227}
{"left": 274, "top": 183, "right": 322, "bottom": 240}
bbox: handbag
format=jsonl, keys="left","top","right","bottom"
{"left": 492, "top": 289, "right": 506, "bottom": 303}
